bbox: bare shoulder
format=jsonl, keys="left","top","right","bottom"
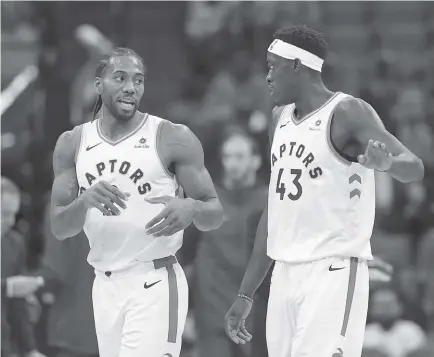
{"left": 53, "top": 125, "right": 83, "bottom": 175}
{"left": 334, "top": 96, "right": 385, "bottom": 130}
{"left": 158, "top": 120, "right": 204, "bottom": 165}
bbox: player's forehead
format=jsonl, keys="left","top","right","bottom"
{"left": 108, "top": 55, "right": 145, "bottom": 75}
{"left": 266, "top": 52, "right": 285, "bottom": 65}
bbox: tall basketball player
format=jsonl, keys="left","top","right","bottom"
{"left": 225, "top": 25, "right": 424, "bottom": 357}
{"left": 50, "top": 47, "right": 224, "bottom": 357}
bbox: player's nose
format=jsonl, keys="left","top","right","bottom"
{"left": 122, "top": 80, "right": 135, "bottom": 94}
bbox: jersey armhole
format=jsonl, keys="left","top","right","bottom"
{"left": 73, "top": 125, "right": 84, "bottom": 165}
{"left": 155, "top": 120, "right": 176, "bottom": 179}
{"left": 270, "top": 105, "right": 289, "bottom": 145}
{"left": 326, "top": 111, "right": 357, "bottom": 166}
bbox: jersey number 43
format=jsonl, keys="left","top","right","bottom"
{"left": 276, "top": 168, "right": 302, "bottom": 201}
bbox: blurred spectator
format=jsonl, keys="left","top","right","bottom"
{"left": 1, "top": 177, "right": 45, "bottom": 357}
{"left": 391, "top": 86, "right": 433, "bottom": 168}
{"left": 194, "top": 128, "right": 267, "bottom": 357}
{"left": 364, "top": 285, "right": 427, "bottom": 357}
{"left": 194, "top": 50, "right": 270, "bottom": 128}
{"left": 36, "top": 194, "right": 98, "bottom": 357}
{"left": 418, "top": 228, "right": 434, "bottom": 332}
{"left": 69, "top": 24, "right": 113, "bottom": 126}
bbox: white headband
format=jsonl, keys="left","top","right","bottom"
{"left": 267, "top": 39, "right": 324, "bottom": 72}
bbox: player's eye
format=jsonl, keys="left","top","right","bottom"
{"left": 135, "top": 78, "right": 144, "bottom": 85}
{"left": 114, "top": 76, "right": 124, "bottom": 82}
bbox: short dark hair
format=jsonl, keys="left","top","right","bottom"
{"left": 92, "top": 47, "right": 145, "bottom": 120}
{"left": 273, "top": 24, "right": 328, "bottom": 59}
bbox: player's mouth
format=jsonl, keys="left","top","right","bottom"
{"left": 118, "top": 98, "right": 136, "bottom": 110}
{"left": 268, "top": 84, "right": 275, "bottom": 95}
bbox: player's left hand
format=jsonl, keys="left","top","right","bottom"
{"left": 358, "top": 140, "right": 393, "bottom": 172}
{"left": 145, "top": 196, "right": 196, "bottom": 237}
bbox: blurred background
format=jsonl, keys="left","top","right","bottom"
{"left": 1, "top": 2, "right": 434, "bottom": 357}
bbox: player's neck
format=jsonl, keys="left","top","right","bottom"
{"left": 294, "top": 82, "right": 334, "bottom": 120}
{"left": 99, "top": 108, "right": 144, "bottom": 141}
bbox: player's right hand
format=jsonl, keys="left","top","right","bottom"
{"left": 79, "top": 181, "right": 130, "bottom": 216}
{"left": 224, "top": 296, "right": 253, "bottom": 345}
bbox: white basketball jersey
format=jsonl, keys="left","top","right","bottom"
{"left": 268, "top": 92, "right": 375, "bottom": 263}
{"left": 75, "top": 113, "right": 183, "bottom": 271}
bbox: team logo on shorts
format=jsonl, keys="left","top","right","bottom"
{"left": 134, "top": 137, "right": 150, "bottom": 148}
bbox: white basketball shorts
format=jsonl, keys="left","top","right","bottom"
{"left": 266, "top": 257, "right": 369, "bottom": 357}
{"left": 92, "top": 256, "right": 188, "bottom": 357}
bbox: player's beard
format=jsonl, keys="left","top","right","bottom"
{"left": 110, "top": 100, "right": 137, "bottom": 121}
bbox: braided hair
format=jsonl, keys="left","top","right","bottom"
{"left": 92, "top": 47, "right": 145, "bottom": 121}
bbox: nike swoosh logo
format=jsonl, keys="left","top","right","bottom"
{"left": 144, "top": 280, "right": 161, "bottom": 289}
{"left": 86, "top": 142, "right": 102, "bottom": 151}
{"left": 329, "top": 266, "right": 345, "bottom": 272}
{"left": 280, "top": 122, "right": 289, "bottom": 128}
{"left": 164, "top": 354, "right": 173, "bottom": 357}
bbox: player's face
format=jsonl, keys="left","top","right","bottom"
{"left": 266, "top": 53, "right": 299, "bottom": 106}
{"left": 1, "top": 193, "right": 20, "bottom": 237}
{"left": 221, "top": 136, "right": 258, "bottom": 185}
{"left": 99, "top": 56, "right": 145, "bottom": 121}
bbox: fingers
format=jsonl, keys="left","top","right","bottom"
{"left": 145, "top": 207, "right": 171, "bottom": 230}
{"left": 146, "top": 214, "right": 174, "bottom": 235}
{"left": 154, "top": 222, "right": 183, "bottom": 237}
{"left": 234, "top": 322, "right": 252, "bottom": 344}
{"left": 97, "top": 186, "right": 128, "bottom": 209}
{"left": 359, "top": 140, "right": 389, "bottom": 167}
{"left": 239, "top": 324, "right": 252, "bottom": 341}
{"left": 225, "top": 315, "right": 251, "bottom": 345}
{"left": 98, "top": 195, "right": 122, "bottom": 216}
{"left": 145, "top": 196, "right": 172, "bottom": 205}
{"left": 89, "top": 196, "right": 116, "bottom": 216}
{"left": 100, "top": 181, "right": 130, "bottom": 200}
{"left": 225, "top": 315, "right": 242, "bottom": 344}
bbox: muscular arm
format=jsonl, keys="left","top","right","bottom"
{"left": 238, "top": 106, "right": 283, "bottom": 298}
{"left": 159, "top": 122, "right": 224, "bottom": 231}
{"left": 50, "top": 126, "right": 88, "bottom": 240}
{"left": 333, "top": 98, "right": 424, "bottom": 183}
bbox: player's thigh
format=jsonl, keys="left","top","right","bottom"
{"left": 291, "top": 258, "right": 369, "bottom": 357}
{"left": 266, "top": 262, "right": 295, "bottom": 357}
{"left": 119, "top": 263, "right": 189, "bottom": 357}
{"left": 92, "top": 275, "right": 123, "bottom": 357}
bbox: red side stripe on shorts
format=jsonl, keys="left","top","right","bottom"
{"left": 340, "top": 257, "right": 358, "bottom": 337}
{"left": 166, "top": 264, "right": 178, "bottom": 343}
{"left": 153, "top": 256, "right": 179, "bottom": 343}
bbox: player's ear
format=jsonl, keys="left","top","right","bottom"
{"left": 94, "top": 77, "right": 102, "bottom": 95}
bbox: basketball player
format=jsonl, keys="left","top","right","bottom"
{"left": 50, "top": 47, "right": 224, "bottom": 357}
{"left": 224, "top": 24, "right": 424, "bottom": 357}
